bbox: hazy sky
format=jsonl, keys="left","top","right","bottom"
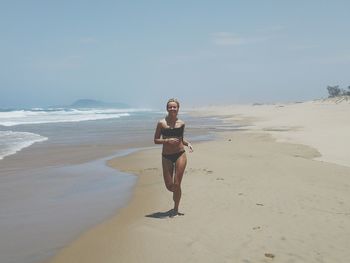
{"left": 1, "top": 1, "right": 349, "bottom": 108}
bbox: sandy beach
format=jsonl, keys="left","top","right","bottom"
{"left": 48, "top": 99, "right": 350, "bottom": 263}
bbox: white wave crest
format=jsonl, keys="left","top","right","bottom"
{"left": 0, "top": 131, "right": 48, "bottom": 160}
{"left": 0, "top": 108, "right": 151, "bottom": 126}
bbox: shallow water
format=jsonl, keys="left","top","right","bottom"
{"left": 0, "top": 149, "right": 138, "bottom": 263}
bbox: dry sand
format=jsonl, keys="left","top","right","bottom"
{"left": 48, "top": 100, "right": 350, "bottom": 263}
{"left": 196, "top": 99, "right": 350, "bottom": 167}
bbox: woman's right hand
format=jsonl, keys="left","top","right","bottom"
{"left": 166, "top": 138, "right": 180, "bottom": 145}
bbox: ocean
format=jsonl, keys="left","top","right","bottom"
{"left": 0, "top": 107, "right": 152, "bottom": 160}
{"left": 0, "top": 106, "right": 231, "bottom": 263}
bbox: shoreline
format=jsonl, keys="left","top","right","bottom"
{"left": 48, "top": 101, "right": 350, "bottom": 263}
{"left": 0, "top": 144, "right": 147, "bottom": 263}
{"left": 0, "top": 112, "right": 219, "bottom": 263}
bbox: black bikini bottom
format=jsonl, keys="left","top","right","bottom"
{"left": 162, "top": 150, "right": 185, "bottom": 163}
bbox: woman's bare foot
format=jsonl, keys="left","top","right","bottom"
{"left": 169, "top": 209, "right": 184, "bottom": 218}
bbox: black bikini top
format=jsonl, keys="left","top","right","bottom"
{"left": 161, "top": 125, "right": 184, "bottom": 138}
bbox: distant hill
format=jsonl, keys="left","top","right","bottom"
{"left": 70, "top": 99, "right": 130, "bottom": 108}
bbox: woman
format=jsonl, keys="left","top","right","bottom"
{"left": 154, "top": 98, "right": 193, "bottom": 216}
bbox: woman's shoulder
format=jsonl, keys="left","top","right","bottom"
{"left": 158, "top": 118, "right": 167, "bottom": 123}
{"left": 157, "top": 118, "right": 167, "bottom": 127}
{"left": 177, "top": 119, "right": 185, "bottom": 127}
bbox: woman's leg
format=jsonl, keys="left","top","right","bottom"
{"left": 173, "top": 153, "right": 187, "bottom": 214}
{"left": 162, "top": 157, "right": 175, "bottom": 192}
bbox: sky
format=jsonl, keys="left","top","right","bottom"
{"left": 1, "top": 0, "right": 350, "bottom": 108}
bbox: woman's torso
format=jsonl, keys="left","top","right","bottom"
{"left": 160, "top": 119, "right": 185, "bottom": 154}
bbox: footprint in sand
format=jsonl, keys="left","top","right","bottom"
{"left": 216, "top": 177, "right": 224, "bottom": 180}
{"left": 201, "top": 168, "right": 214, "bottom": 174}
{"left": 256, "top": 203, "right": 264, "bottom": 206}
{"left": 264, "top": 253, "right": 275, "bottom": 259}
{"left": 252, "top": 226, "right": 261, "bottom": 230}
{"left": 144, "top": 167, "right": 159, "bottom": 171}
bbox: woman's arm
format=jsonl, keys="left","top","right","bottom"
{"left": 182, "top": 138, "right": 189, "bottom": 146}
{"left": 182, "top": 138, "right": 193, "bottom": 152}
{"left": 154, "top": 121, "right": 167, "bottom": 144}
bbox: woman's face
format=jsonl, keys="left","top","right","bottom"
{"left": 167, "top": 101, "right": 179, "bottom": 115}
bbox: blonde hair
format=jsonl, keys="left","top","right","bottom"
{"left": 166, "top": 98, "right": 180, "bottom": 109}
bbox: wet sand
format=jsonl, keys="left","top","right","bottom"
{"left": 0, "top": 144, "right": 143, "bottom": 263}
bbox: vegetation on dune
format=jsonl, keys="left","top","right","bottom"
{"left": 327, "top": 85, "right": 350, "bottom": 98}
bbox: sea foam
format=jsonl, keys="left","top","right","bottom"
{"left": 0, "top": 108, "right": 149, "bottom": 126}
{"left": 0, "top": 131, "right": 48, "bottom": 160}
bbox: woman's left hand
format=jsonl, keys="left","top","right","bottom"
{"left": 188, "top": 143, "right": 194, "bottom": 153}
